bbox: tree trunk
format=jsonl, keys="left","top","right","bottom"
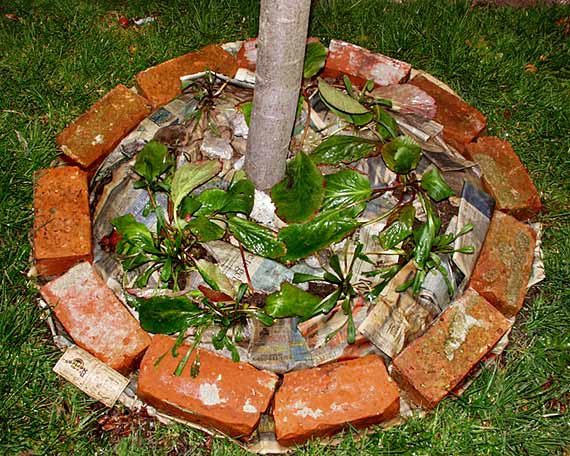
{"left": 245, "top": 0, "right": 311, "bottom": 190}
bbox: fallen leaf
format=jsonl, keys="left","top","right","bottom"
{"left": 4, "top": 13, "right": 21, "bottom": 21}
{"left": 524, "top": 63, "right": 538, "bottom": 73}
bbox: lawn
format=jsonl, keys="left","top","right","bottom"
{"left": 0, "top": 0, "right": 569, "bottom": 454}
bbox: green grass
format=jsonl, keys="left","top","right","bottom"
{"left": 1, "top": 0, "right": 569, "bottom": 454}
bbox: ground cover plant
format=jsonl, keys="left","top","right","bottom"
{"left": 1, "top": 0, "right": 569, "bottom": 454}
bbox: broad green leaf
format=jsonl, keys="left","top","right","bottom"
{"left": 320, "top": 96, "right": 374, "bottom": 126}
{"left": 134, "top": 140, "right": 170, "bottom": 183}
{"left": 303, "top": 42, "right": 327, "bottom": 78}
{"left": 187, "top": 216, "right": 225, "bottom": 241}
{"left": 310, "top": 135, "right": 378, "bottom": 165}
{"left": 138, "top": 296, "right": 207, "bottom": 334}
{"left": 265, "top": 283, "right": 322, "bottom": 320}
{"left": 227, "top": 216, "right": 286, "bottom": 259}
{"left": 421, "top": 167, "right": 455, "bottom": 202}
{"left": 271, "top": 152, "right": 325, "bottom": 223}
{"left": 374, "top": 106, "right": 399, "bottom": 140}
{"left": 224, "top": 179, "right": 254, "bottom": 215}
{"left": 170, "top": 160, "right": 222, "bottom": 210}
{"left": 195, "top": 259, "right": 236, "bottom": 297}
{"left": 278, "top": 215, "right": 360, "bottom": 262}
{"left": 381, "top": 136, "right": 422, "bottom": 174}
{"left": 379, "top": 204, "right": 416, "bottom": 249}
{"left": 321, "top": 169, "right": 372, "bottom": 218}
{"left": 179, "top": 196, "right": 202, "bottom": 219}
{"left": 194, "top": 189, "right": 227, "bottom": 216}
{"left": 317, "top": 78, "right": 370, "bottom": 114}
{"left": 112, "top": 214, "right": 159, "bottom": 255}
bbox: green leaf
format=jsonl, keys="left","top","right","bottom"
{"left": 421, "top": 167, "right": 455, "bottom": 202}
{"left": 187, "top": 216, "right": 225, "bottom": 241}
{"left": 310, "top": 135, "right": 378, "bottom": 165}
{"left": 240, "top": 102, "right": 252, "bottom": 127}
{"left": 321, "top": 169, "right": 372, "bottom": 218}
{"left": 265, "top": 283, "right": 323, "bottom": 320}
{"left": 112, "top": 214, "right": 159, "bottom": 255}
{"left": 374, "top": 106, "right": 399, "bottom": 140}
{"left": 134, "top": 140, "right": 170, "bottom": 183}
{"left": 224, "top": 179, "right": 254, "bottom": 215}
{"left": 317, "top": 78, "right": 370, "bottom": 114}
{"left": 170, "top": 160, "right": 222, "bottom": 210}
{"left": 253, "top": 311, "right": 274, "bottom": 327}
{"left": 138, "top": 296, "right": 207, "bottom": 334}
{"left": 292, "top": 272, "right": 325, "bottom": 283}
{"left": 303, "top": 41, "right": 326, "bottom": 77}
{"left": 195, "top": 259, "right": 236, "bottom": 298}
{"left": 379, "top": 204, "right": 416, "bottom": 249}
{"left": 271, "top": 152, "right": 325, "bottom": 223}
{"left": 179, "top": 196, "right": 202, "bottom": 219}
{"left": 194, "top": 189, "right": 228, "bottom": 216}
{"left": 227, "top": 216, "right": 286, "bottom": 259}
{"left": 381, "top": 136, "right": 422, "bottom": 174}
{"left": 321, "top": 96, "right": 374, "bottom": 126}
{"left": 278, "top": 214, "right": 360, "bottom": 262}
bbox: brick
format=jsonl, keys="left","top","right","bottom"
{"left": 273, "top": 355, "right": 399, "bottom": 446}
{"left": 40, "top": 262, "right": 151, "bottom": 373}
{"left": 33, "top": 166, "right": 92, "bottom": 277}
{"left": 236, "top": 38, "right": 258, "bottom": 71}
{"left": 410, "top": 74, "right": 487, "bottom": 153}
{"left": 136, "top": 45, "right": 238, "bottom": 109}
{"left": 236, "top": 37, "right": 321, "bottom": 72}
{"left": 392, "top": 289, "right": 510, "bottom": 409}
{"left": 464, "top": 136, "right": 541, "bottom": 220}
{"left": 322, "top": 39, "right": 411, "bottom": 87}
{"left": 469, "top": 211, "right": 536, "bottom": 317}
{"left": 57, "top": 84, "right": 151, "bottom": 170}
{"left": 138, "top": 335, "right": 278, "bottom": 439}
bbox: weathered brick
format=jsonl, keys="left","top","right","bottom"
{"left": 57, "top": 84, "right": 151, "bottom": 170}
{"left": 469, "top": 211, "right": 536, "bottom": 317}
{"left": 410, "top": 74, "right": 487, "bottom": 153}
{"left": 392, "top": 289, "right": 510, "bottom": 409}
{"left": 322, "top": 39, "right": 411, "bottom": 87}
{"left": 33, "top": 166, "right": 92, "bottom": 277}
{"left": 138, "top": 335, "right": 278, "bottom": 439}
{"left": 464, "top": 136, "right": 541, "bottom": 220}
{"left": 40, "top": 262, "right": 151, "bottom": 373}
{"left": 236, "top": 38, "right": 258, "bottom": 71}
{"left": 273, "top": 355, "right": 399, "bottom": 446}
{"left": 136, "top": 45, "right": 238, "bottom": 108}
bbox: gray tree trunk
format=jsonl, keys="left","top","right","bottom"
{"left": 245, "top": 0, "right": 312, "bottom": 190}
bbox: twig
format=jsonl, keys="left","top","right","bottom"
{"left": 239, "top": 242, "right": 254, "bottom": 293}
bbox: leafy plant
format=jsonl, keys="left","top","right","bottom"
{"left": 135, "top": 261, "right": 273, "bottom": 376}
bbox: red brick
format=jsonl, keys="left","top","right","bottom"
{"left": 469, "top": 211, "right": 536, "bottom": 317}
{"left": 464, "top": 136, "right": 541, "bottom": 220}
{"left": 57, "top": 84, "right": 151, "bottom": 170}
{"left": 392, "top": 289, "right": 510, "bottom": 409}
{"left": 40, "top": 262, "right": 151, "bottom": 373}
{"left": 236, "top": 38, "right": 258, "bottom": 71}
{"left": 136, "top": 45, "right": 238, "bottom": 109}
{"left": 273, "top": 355, "right": 399, "bottom": 446}
{"left": 410, "top": 74, "right": 487, "bottom": 153}
{"left": 322, "top": 39, "right": 411, "bottom": 87}
{"left": 138, "top": 335, "right": 278, "bottom": 439}
{"left": 33, "top": 166, "right": 92, "bottom": 277}
{"left": 236, "top": 37, "right": 321, "bottom": 72}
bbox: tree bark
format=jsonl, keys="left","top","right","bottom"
{"left": 245, "top": 0, "right": 311, "bottom": 190}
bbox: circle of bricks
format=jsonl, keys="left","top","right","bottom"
{"left": 36, "top": 38, "right": 542, "bottom": 449}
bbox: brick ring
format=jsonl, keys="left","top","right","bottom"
{"left": 33, "top": 38, "right": 542, "bottom": 451}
